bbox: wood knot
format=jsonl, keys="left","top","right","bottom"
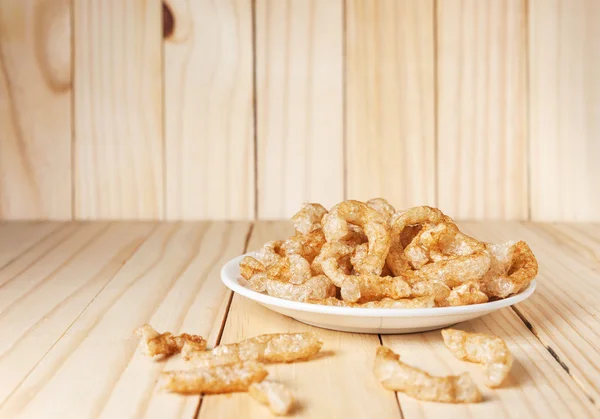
{"left": 163, "top": 2, "right": 174, "bottom": 39}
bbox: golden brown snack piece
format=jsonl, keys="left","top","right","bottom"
{"left": 313, "top": 242, "right": 354, "bottom": 278}
{"left": 249, "top": 381, "right": 295, "bottom": 416}
{"left": 366, "top": 198, "right": 396, "bottom": 223}
{"left": 259, "top": 240, "right": 285, "bottom": 267}
{"left": 374, "top": 346, "right": 482, "bottom": 403}
{"left": 323, "top": 200, "right": 391, "bottom": 276}
{"left": 307, "top": 296, "right": 435, "bottom": 308}
{"left": 264, "top": 254, "right": 313, "bottom": 285}
{"left": 240, "top": 256, "right": 265, "bottom": 280}
{"left": 282, "top": 229, "right": 327, "bottom": 263}
{"left": 341, "top": 274, "right": 412, "bottom": 303}
{"left": 409, "top": 280, "right": 451, "bottom": 306}
{"left": 441, "top": 329, "right": 513, "bottom": 387}
{"left": 446, "top": 281, "right": 488, "bottom": 306}
{"left": 291, "top": 203, "right": 328, "bottom": 235}
{"left": 350, "top": 243, "right": 369, "bottom": 273}
{"left": 161, "top": 362, "right": 267, "bottom": 394}
{"left": 414, "top": 250, "right": 491, "bottom": 288}
{"left": 183, "top": 332, "right": 323, "bottom": 367}
{"left": 481, "top": 241, "right": 538, "bottom": 298}
{"left": 265, "top": 275, "right": 336, "bottom": 302}
{"left": 135, "top": 324, "right": 206, "bottom": 358}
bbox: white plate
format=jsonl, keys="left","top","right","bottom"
{"left": 221, "top": 253, "right": 536, "bottom": 334}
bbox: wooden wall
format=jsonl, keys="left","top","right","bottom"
{"left": 0, "top": 0, "right": 598, "bottom": 221}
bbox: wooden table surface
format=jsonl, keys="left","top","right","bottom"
{"left": 1, "top": 221, "right": 599, "bottom": 418}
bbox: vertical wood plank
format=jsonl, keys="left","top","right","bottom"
{"left": 436, "top": 0, "right": 528, "bottom": 220}
{"left": 529, "top": 0, "right": 600, "bottom": 221}
{"left": 346, "top": 0, "right": 435, "bottom": 209}
{"left": 73, "top": 0, "right": 163, "bottom": 220}
{"left": 0, "top": 0, "right": 71, "bottom": 220}
{"left": 256, "top": 0, "right": 344, "bottom": 218}
{"left": 164, "top": 0, "right": 254, "bottom": 220}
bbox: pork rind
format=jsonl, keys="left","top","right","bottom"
{"left": 182, "top": 332, "right": 323, "bottom": 367}
{"left": 441, "top": 328, "right": 513, "bottom": 387}
{"left": 307, "top": 296, "right": 435, "bottom": 308}
{"left": 282, "top": 229, "right": 327, "bottom": 263}
{"left": 322, "top": 200, "right": 391, "bottom": 275}
{"left": 340, "top": 274, "right": 412, "bottom": 303}
{"left": 249, "top": 381, "right": 295, "bottom": 416}
{"left": 291, "top": 203, "right": 328, "bottom": 235}
{"left": 374, "top": 346, "right": 482, "bottom": 403}
{"left": 240, "top": 256, "right": 265, "bottom": 280}
{"left": 161, "top": 362, "right": 267, "bottom": 394}
{"left": 481, "top": 240, "right": 538, "bottom": 298}
{"left": 258, "top": 240, "right": 285, "bottom": 267}
{"left": 446, "top": 281, "right": 488, "bottom": 306}
{"left": 265, "top": 275, "right": 336, "bottom": 302}
{"left": 135, "top": 324, "right": 206, "bottom": 358}
{"left": 366, "top": 198, "right": 396, "bottom": 223}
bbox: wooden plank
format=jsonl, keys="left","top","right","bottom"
{"left": 436, "top": 0, "right": 528, "bottom": 220}
{"left": 529, "top": 1, "right": 600, "bottom": 222}
{"left": 346, "top": 0, "right": 435, "bottom": 209}
{"left": 199, "top": 221, "right": 401, "bottom": 418}
{"left": 256, "top": 0, "right": 344, "bottom": 218}
{"left": 0, "top": 222, "right": 250, "bottom": 419}
{"left": 0, "top": 222, "right": 62, "bottom": 269}
{"left": 382, "top": 308, "right": 596, "bottom": 418}
{"left": 0, "top": 0, "right": 71, "bottom": 219}
{"left": 164, "top": 0, "right": 254, "bottom": 220}
{"left": 73, "top": 0, "right": 163, "bottom": 220}
{"left": 460, "top": 222, "right": 600, "bottom": 403}
{"left": 0, "top": 222, "right": 155, "bottom": 410}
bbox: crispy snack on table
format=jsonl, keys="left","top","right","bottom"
{"left": 374, "top": 346, "right": 482, "bottom": 403}
{"left": 481, "top": 241, "right": 538, "bottom": 298}
{"left": 291, "top": 203, "right": 328, "bottom": 235}
{"left": 249, "top": 381, "right": 295, "bottom": 416}
{"left": 240, "top": 200, "right": 538, "bottom": 309}
{"left": 322, "top": 200, "right": 391, "bottom": 275}
{"left": 135, "top": 324, "right": 206, "bottom": 358}
{"left": 265, "top": 275, "right": 336, "bottom": 302}
{"left": 308, "top": 296, "right": 435, "bottom": 308}
{"left": 161, "top": 362, "right": 267, "bottom": 394}
{"left": 182, "top": 332, "right": 323, "bottom": 367}
{"left": 441, "top": 329, "right": 513, "bottom": 387}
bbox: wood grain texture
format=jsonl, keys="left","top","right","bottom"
{"left": 436, "top": 0, "right": 528, "bottom": 220}
{"left": 199, "top": 221, "right": 401, "bottom": 418}
{"left": 529, "top": 0, "right": 600, "bottom": 221}
{"left": 346, "top": 0, "right": 435, "bottom": 209}
{"left": 0, "top": 0, "right": 71, "bottom": 219}
{"left": 382, "top": 309, "right": 597, "bottom": 418}
{"left": 256, "top": 0, "right": 344, "bottom": 218}
{"left": 460, "top": 221, "right": 600, "bottom": 404}
{"left": 0, "top": 222, "right": 61, "bottom": 269}
{"left": 0, "top": 222, "right": 250, "bottom": 419}
{"left": 164, "top": 0, "right": 254, "bottom": 220}
{"left": 73, "top": 0, "right": 163, "bottom": 220}
{"left": 0, "top": 222, "right": 155, "bottom": 410}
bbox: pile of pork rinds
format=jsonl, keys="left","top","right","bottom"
{"left": 240, "top": 200, "right": 539, "bottom": 307}
{"left": 135, "top": 324, "right": 514, "bottom": 412}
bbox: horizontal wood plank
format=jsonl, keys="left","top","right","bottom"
{"left": 0, "top": 222, "right": 62, "bottom": 269}
{"left": 198, "top": 221, "right": 401, "bottom": 418}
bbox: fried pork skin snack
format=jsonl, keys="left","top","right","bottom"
{"left": 135, "top": 324, "right": 206, "bottom": 358}
{"left": 323, "top": 200, "right": 391, "bottom": 275}
{"left": 161, "top": 362, "right": 267, "bottom": 395}
{"left": 291, "top": 203, "right": 328, "bottom": 235}
{"left": 366, "top": 198, "right": 396, "bottom": 223}
{"left": 240, "top": 256, "right": 265, "bottom": 280}
{"left": 265, "top": 275, "right": 336, "bottom": 302}
{"left": 441, "top": 329, "right": 513, "bottom": 387}
{"left": 446, "top": 281, "right": 488, "bottom": 306}
{"left": 374, "top": 347, "right": 482, "bottom": 403}
{"left": 249, "top": 381, "right": 295, "bottom": 416}
{"left": 182, "top": 333, "right": 323, "bottom": 367}
{"left": 481, "top": 241, "right": 538, "bottom": 298}
{"left": 340, "top": 274, "right": 412, "bottom": 303}
{"left": 307, "top": 296, "right": 435, "bottom": 308}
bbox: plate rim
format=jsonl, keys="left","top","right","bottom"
{"left": 221, "top": 253, "right": 536, "bottom": 318}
